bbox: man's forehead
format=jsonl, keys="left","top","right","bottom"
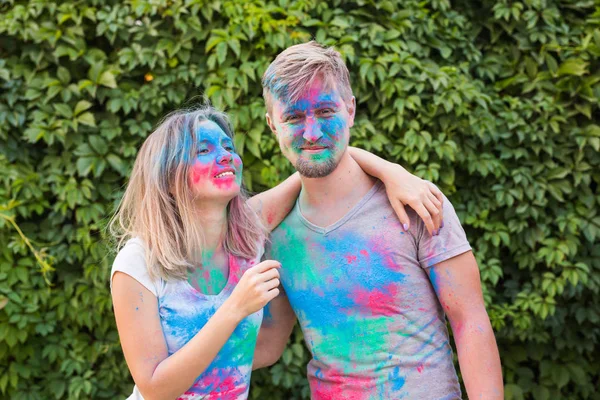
{"left": 277, "top": 88, "right": 343, "bottom": 113}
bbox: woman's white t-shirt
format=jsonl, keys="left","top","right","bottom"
{"left": 110, "top": 238, "right": 264, "bottom": 399}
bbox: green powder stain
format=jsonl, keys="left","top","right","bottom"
{"left": 187, "top": 250, "right": 228, "bottom": 295}
{"left": 271, "top": 220, "right": 395, "bottom": 375}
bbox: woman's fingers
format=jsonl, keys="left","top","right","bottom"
{"left": 253, "top": 260, "right": 281, "bottom": 274}
{"left": 264, "top": 277, "right": 280, "bottom": 291}
{"left": 266, "top": 288, "right": 280, "bottom": 301}
{"left": 422, "top": 196, "right": 441, "bottom": 234}
{"left": 259, "top": 267, "right": 280, "bottom": 282}
{"left": 428, "top": 181, "right": 444, "bottom": 207}
{"left": 412, "top": 203, "right": 435, "bottom": 235}
{"left": 426, "top": 192, "right": 443, "bottom": 232}
{"left": 390, "top": 198, "right": 410, "bottom": 231}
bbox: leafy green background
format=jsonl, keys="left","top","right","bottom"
{"left": 1, "top": 0, "right": 599, "bottom": 399}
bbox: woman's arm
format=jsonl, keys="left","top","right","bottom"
{"left": 348, "top": 147, "right": 444, "bottom": 235}
{"left": 112, "top": 261, "right": 281, "bottom": 400}
{"left": 248, "top": 172, "right": 301, "bottom": 232}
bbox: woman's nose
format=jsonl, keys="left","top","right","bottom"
{"left": 217, "top": 151, "right": 232, "bottom": 164}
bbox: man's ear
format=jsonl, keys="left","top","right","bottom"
{"left": 348, "top": 96, "right": 356, "bottom": 128}
{"left": 265, "top": 112, "right": 278, "bottom": 136}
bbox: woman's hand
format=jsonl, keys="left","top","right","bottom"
{"left": 348, "top": 147, "right": 444, "bottom": 235}
{"left": 226, "top": 260, "right": 281, "bottom": 320}
{"left": 383, "top": 163, "right": 444, "bottom": 235}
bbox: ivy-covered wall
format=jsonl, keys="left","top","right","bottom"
{"left": 1, "top": 0, "right": 598, "bottom": 399}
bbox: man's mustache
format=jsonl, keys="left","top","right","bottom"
{"left": 292, "top": 139, "right": 333, "bottom": 150}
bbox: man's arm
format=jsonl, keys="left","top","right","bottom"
{"left": 427, "top": 251, "right": 504, "bottom": 399}
{"left": 253, "top": 292, "right": 296, "bottom": 369}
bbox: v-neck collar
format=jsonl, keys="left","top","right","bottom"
{"left": 295, "top": 180, "right": 382, "bottom": 235}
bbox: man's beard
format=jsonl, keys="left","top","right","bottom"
{"left": 295, "top": 155, "right": 339, "bottom": 178}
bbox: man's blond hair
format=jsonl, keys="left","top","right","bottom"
{"left": 261, "top": 41, "right": 353, "bottom": 112}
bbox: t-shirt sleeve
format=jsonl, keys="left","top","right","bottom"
{"left": 417, "top": 195, "right": 472, "bottom": 269}
{"left": 110, "top": 239, "right": 159, "bottom": 297}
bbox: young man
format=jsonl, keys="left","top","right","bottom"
{"left": 255, "top": 42, "right": 503, "bottom": 399}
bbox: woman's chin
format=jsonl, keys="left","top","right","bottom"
{"left": 215, "top": 184, "right": 241, "bottom": 201}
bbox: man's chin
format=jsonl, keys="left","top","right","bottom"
{"left": 295, "top": 157, "right": 338, "bottom": 178}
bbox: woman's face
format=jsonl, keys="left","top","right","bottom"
{"left": 188, "top": 120, "right": 243, "bottom": 202}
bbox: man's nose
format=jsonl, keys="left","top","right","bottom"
{"left": 302, "top": 118, "right": 323, "bottom": 143}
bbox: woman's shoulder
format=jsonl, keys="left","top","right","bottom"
{"left": 113, "top": 238, "right": 147, "bottom": 267}
{"left": 111, "top": 237, "right": 161, "bottom": 296}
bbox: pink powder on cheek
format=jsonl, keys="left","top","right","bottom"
{"left": 233, "top": 156, "right": 242, "bottom": 168}
{"left": 189, "top": 161, "right": 213, "bottom": 185}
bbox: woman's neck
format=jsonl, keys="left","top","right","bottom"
{"left": 193, "top": 200, "right": 229, "bottom": 253}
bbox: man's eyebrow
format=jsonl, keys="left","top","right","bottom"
{"left": 314, "top": 101, "right": 339, "bottom": 108}
{"left": 282, "top": 106, "right": 303, "bottom": 115}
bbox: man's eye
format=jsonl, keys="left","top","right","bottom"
{"left": 319, "top": 108, "right": 334, "bottom": 116}
{"left": 285, "top": 115, "right": 301, "bottom": 123}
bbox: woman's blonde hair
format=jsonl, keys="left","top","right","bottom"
{"left": 109, "top": 106, "right": 266, "bottom": 280}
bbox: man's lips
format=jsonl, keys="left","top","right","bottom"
{"left": 298, "top": 144, "right": 329, "bottom": 151}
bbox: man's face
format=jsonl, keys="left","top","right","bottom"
{"left": 267, "top": 77, "right": 355, "bottom": 178}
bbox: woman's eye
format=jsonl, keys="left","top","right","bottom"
{"left": 224, "top": 146, "right": 234, "bottom": 152}
{"left": 197, "top": 148, "right": 209, "bottom": 155}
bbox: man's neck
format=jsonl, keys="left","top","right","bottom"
{"left": 299, "top": 151, "right": 376, "bottom": 227}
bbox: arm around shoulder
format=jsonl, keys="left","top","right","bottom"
{"left": 248, "top": 172, "right": 302, "bottom": 232}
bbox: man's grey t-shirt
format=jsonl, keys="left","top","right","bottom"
{"left": 266, "top": 180, "right": 471, "bottom": 399}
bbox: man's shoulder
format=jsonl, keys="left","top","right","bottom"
{"left": 268, "top": 204, "right": 304, "bottom": 241}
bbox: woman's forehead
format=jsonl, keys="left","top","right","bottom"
{"left": 196, "top": 120, "right": 230, "bottom": 141}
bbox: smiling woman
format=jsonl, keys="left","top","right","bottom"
{"left": 188, "top": 120, "right": 243, "bottom": 195}
{"left": 108, "top": 106, "right": 292, "bottom": 400}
